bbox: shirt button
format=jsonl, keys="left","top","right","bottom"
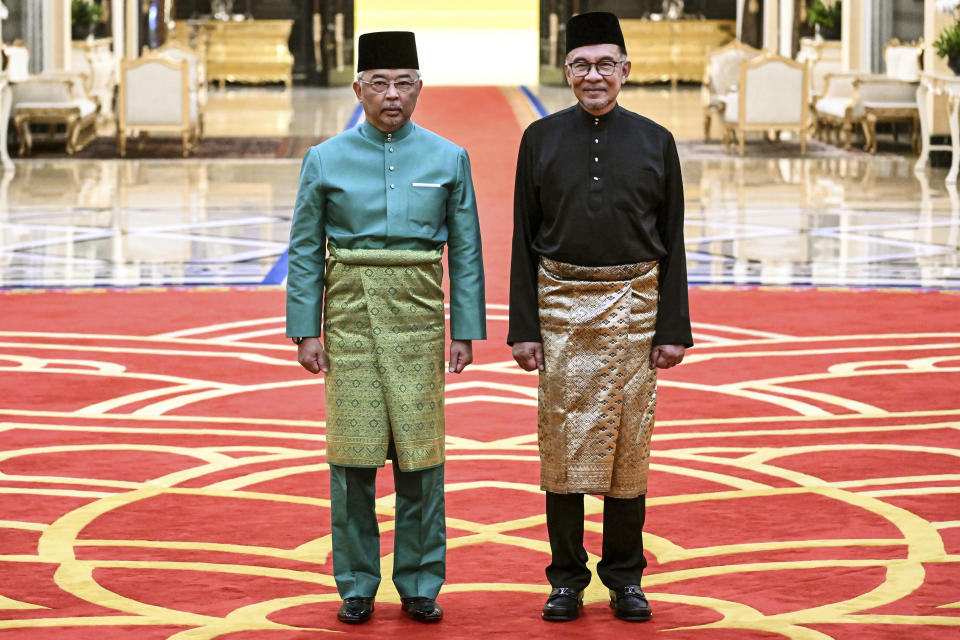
{"left": 386, "top": 134, "right": 392, "bottom": 141}
{"left": 593, "top": 176, "right": 599, "bottom": 181}
{"left": 390, "top": 184, "right": 396, "bottom": 189}
{"left": 389, "top": 166, "right": 395, "bottom": 171}
{"left": 389, "top": 148, "right": 394, "bottom": 153}
{"left": 594, "top": 157, "right": 599, "bottom": 162}
{"left": 594, "top": 138, "right": 599, "bottom": 144}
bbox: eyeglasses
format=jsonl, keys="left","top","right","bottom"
{"left": 358, "top": 79, "right": 418, "bottom": 94}
{"left": 566, "top": 59, "right": 625, "bottom": 77}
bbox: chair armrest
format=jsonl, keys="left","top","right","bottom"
{"left": 32, "top": 71, "right": 95, "bottom": 102}
{"left": 854, "top": 77, "right": 918, "bottom": 105}
{"left": 821, "top": 73, "right": 857, "bottom": 99}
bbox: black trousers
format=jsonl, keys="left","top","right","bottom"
{"left": 545, "top": 492, "right": 647, "bottom": 591}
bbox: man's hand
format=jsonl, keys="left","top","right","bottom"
{"left": 512, "top": 341, "right": 544, "bottom": 372}
{"left": 449, "top": 339, "right": 473, "bottom": 374}
{"left": 652, "top": 344, "right": 685, "bottom": 369}
{"left": 297, "top": 337, "right": 329, "bottom": 374}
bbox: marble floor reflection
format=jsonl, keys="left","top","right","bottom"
{"left": 1, "top": 86, "right": 958, "bottom": 289}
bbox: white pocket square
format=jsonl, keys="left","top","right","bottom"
{"left": 411, "top": 182, "right": 442, "bottom": 188}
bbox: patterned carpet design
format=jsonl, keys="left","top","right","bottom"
{"left": 0, "top": 285, "right": 957, "bottom": 639}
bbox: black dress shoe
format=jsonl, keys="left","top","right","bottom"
{"left": 541, "top": 587, "right": 583, "bottom": 622}
{"left": 609, "top": 585, "right": 652, "bottom": 621}
{"left": 401, "top": 597, "right": 443, "bottom": 622}
{"left": 337, "top": 597, "right": 374, "bottom": 623}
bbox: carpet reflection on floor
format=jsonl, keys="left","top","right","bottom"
{"left": 10, "top": 136, "right": 325, "bottom": 160}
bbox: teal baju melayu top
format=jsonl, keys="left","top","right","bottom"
{"left": 286, "top": 119, "right": 486, "bottom": 341}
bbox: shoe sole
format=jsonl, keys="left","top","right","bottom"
{"left": 404, "top": 613, "right": 443, "bottom": 623}
{"left": 337, "top": 615, "right": 372, "bottom": 624}
{"left": 542, "top": 612, "right": 580, "bottom": 622}
{"left": 610, "top": 601, "right": 652, "bottom": 622}
{"left": 614, "top": 612, "right": 652, "bottom": 622}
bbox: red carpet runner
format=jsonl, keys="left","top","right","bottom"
{"left": 0, "top": 87, "right": 958, "bottom": 639}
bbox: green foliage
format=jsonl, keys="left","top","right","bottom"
{"left": 807, "top": 0, "right": 841, "bottom": 29}
{"left": 71, "top": 0, "right": 104, "bottom": 26}
{"left": 934, "top": 20, "right": 960, "bottom": 60}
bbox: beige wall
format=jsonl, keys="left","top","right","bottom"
{"left": 926, "top": 0, "right": 955, "bottom": 135}
{"left": 125, "top": 0, "right": 139, "bottom": 59}
{"left": 49, "top": 0, "right": 70, "bottom": 70}
{"left": 764, "top": 0, "right": 779, "bottom": 51}
{"left": 842, "top": 0, "right": 863, "bottom": 71}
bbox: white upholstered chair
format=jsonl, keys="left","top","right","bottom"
{"left": 702, "top": 40, "right": 762, "bottom": 141}
{"left": 11, "top": 74, "right": 99, "bottom": 156}
{"left": 149, "top": 41, "right": 206, "bottom": 138}
{"left": 117, "top": 55, "right": 199, "bottom": 157}
{"left": 721, "top": 52, "right": 809, "bottom": 156}
{"left": 796, "top": 38, "right": 842, "bottom": 100}
{"left": 2, "top": 41, "right": 29, "bottom": 82}
{"left": 813, "top": 39, "right": 922, "bottom": 153}
{"left": 70, "top": 38, "right": 118, "bottom": 122}
{"left": 3, "top": 41, "right": 99, "bottom": 155}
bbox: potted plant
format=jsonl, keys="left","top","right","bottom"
{"left": 935, "top": 1, "right": 960, "bottom": 74}
{"left": 71, "top": 0, "right": 104, "bottom": 41}
{"left": 934, "top": 20, "right": 960, "bottom": 74}
{"left": 807, "top": 0, "right": 842, "bottom": 41}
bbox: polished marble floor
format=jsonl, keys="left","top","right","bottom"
{"left": 1, "top": 85, "right": 958, "bottom": 289}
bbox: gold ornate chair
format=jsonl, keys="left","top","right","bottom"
{"left": 721, "top": 52, "right": 809, "bottom": 156}
{"left": 117, "top": 54, "right": 200, "bottom": 157}
{"left": 813, "top": 39, "right": 922, "bottom": 153}
{"left": 702, "top": 40, "right": 762, "bottom": 141}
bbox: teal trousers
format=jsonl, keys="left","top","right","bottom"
{"left": 329, "top": 462, "right": 446, "bottom": 599}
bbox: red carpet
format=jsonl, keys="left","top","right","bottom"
{"left": 0, "top": 86, "right": 958, "bottom": 638}
{"left": 2, "top": 285, "right": 959, "bottom": 639}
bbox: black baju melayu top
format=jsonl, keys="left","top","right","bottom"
{"left": 508, "top": 103, "right": 693, "bottom": 348}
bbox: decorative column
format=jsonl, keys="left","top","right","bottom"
{"left": 48, "top": 0, "right": 71, "bottom": 70}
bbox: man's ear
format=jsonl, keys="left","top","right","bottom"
{"left": 352, "top": 81, "right": 362, "bottom": 101}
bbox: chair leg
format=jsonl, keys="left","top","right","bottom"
{"left": 16, "top": 120, "right": 31, "bottom": 156}
{"left": 843, "top": 122, "right": 852, "bottom": 151}
{"left": 862, "top": 118, "right": 875, "bottom": 154}
{"left": 910, "top": 116, "right": 920, "bottom": 154}
{"left": 739, "top": 132, "right": 745, "bottom": 156}
{"left": 66, "top": 117, "right": 80, "bottom": 155}
{"left": 182, "top": 132, "right": 190, "bottom": 158}
{"left": 704, "top": 111, "right": 711, "bottom": 142}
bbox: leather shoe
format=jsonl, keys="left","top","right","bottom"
{"left": 609, "top": 585, "right": 652, "bottom": 621}
{"left": 337, "top": 597, "right": 374, "bottom": 623}
{"left": 401, "top": 597, "right": 443, "bottom": 622}
{"left": 541, "top": 587, "right": 583, "bottom": 622}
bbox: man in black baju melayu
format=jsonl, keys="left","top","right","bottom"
{"left": 508, "top": 11, "right": 694, "bottom": 623}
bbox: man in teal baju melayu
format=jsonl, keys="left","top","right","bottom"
{"left": 285, "top": 31, "right": 485, "bottom": 625}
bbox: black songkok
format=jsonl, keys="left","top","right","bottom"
{"left": 357, "top": 31, "right": 419, "bottom": 72}
{"left": 565, "top": 12, "right": 626, "bottom": 54}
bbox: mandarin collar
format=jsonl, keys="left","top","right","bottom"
{"left": 359, "top": 119, "right": 415, "bottom": 143}
{"left": 577, "top": 103, "right": 619, "bottom": 126}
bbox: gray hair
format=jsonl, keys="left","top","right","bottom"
{"left": 356, "top": 70, "right": 422, "bottom": 81}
